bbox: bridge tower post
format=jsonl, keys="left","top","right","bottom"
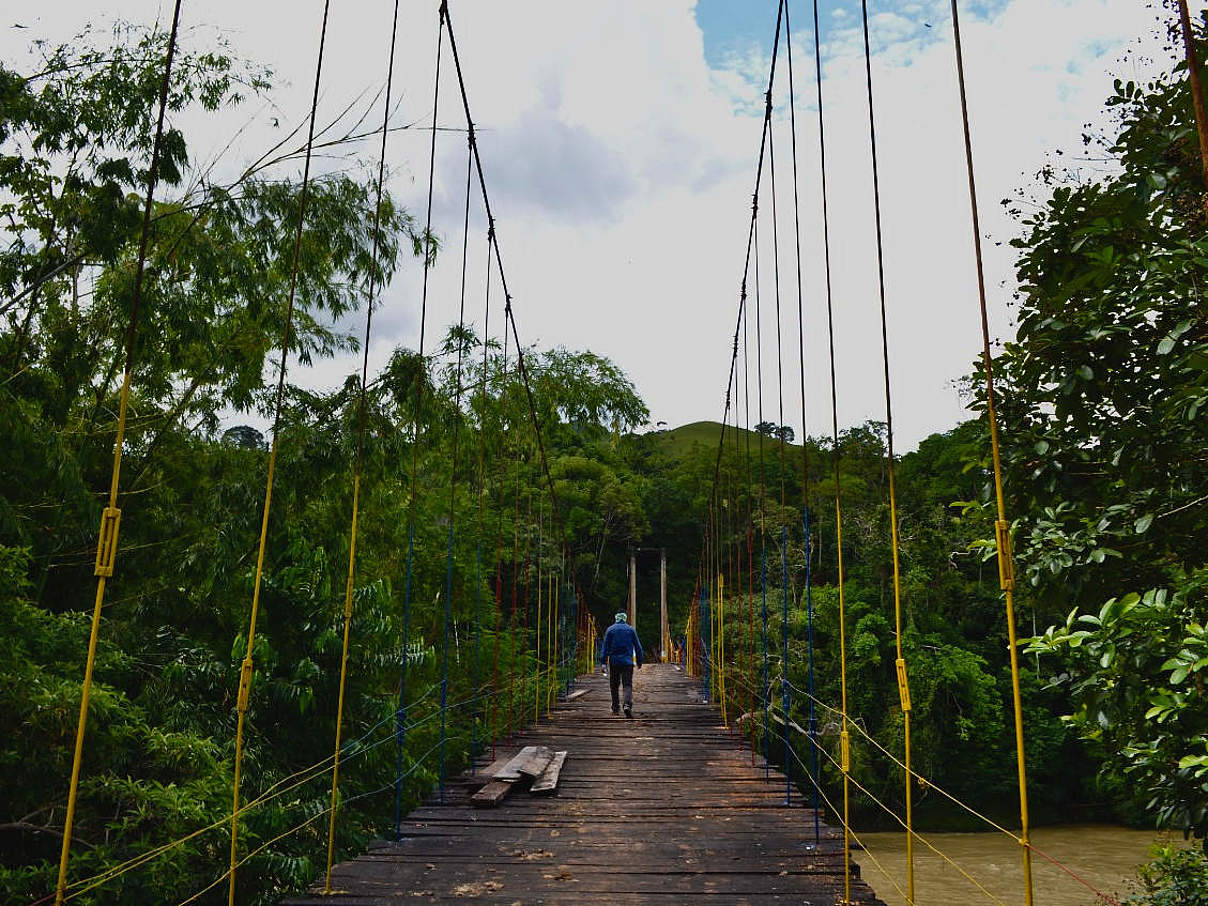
{"left": 659, "top": 549, "right": 668, "bottom": 661}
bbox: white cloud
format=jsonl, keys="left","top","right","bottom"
{"left": 2, "top": 0, "right": 1174, "bottom": 448}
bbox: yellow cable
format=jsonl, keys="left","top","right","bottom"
{"left": 885, "top": 458, "right": 915, "bottom": 904}
{"left": 548, "top": 574, "right": 557, "bottom": 715}
{"left": 787, "top": 678, "right": 1021, "bottom": 842}
{"left": 718, "top": 572, "right": 728, "bottom": 727}
{"left": 534, "top": 535, "right": 542, "bottom": 725}
{"left": 63, "top": 714, "right": 399, "bottom": 901}
{"left": 229, "top": 8, "right": 333, "bottom": 903}
{"left": 796, "top": 735, "right": 1000, "bottom": 906}
{"left": 323, "top": 474, "right": 360, "bottom": 892}
{"left": 834, "top": 490, "right": 852, "bottom": 906}
{"left": 807, "top": 738, "right": 1008, "bottom": 906}
{"left": 948, "top": 4, "right": 1033, "bottom": 900}
{"left": 54, "top": 8, "right": 184, "bottom": 903}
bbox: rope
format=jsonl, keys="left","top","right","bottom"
{"left": 226, "top": 4, "right": 332, "bottom": 903}
{"left": 947, "top": 2, "right": 1035, "bottom": 900}
{"left": 395, "top": 3, "right": 443, "bottom": 843}
{"left": 53, "top": 4, "right": 185, "bottom": 903}
{"left": 322, "top": 0, "right": 402, "bottom": 889}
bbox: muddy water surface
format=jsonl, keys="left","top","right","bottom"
{"left": 852, "top": 825, "right": 1189, "bottom": 906}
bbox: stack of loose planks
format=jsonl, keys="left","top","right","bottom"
{"left": 470, "top": 746, "right": 568, "bottom": 808}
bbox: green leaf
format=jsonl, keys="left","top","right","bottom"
{"left": 1158, "top": 336, "right": 1176, "bottom": 355}
{"left": 1077, "top": 365, "right": 1094, "bottom": 380}
{"left": 1134, "top": 513, "right": 1154, "bottom": 534}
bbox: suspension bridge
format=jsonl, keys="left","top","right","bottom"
{"left": 286, "top": 665, "right": 881, "bottom": 905}
{"left": 30, "top": 0, "right": 1204, "bottom": 904}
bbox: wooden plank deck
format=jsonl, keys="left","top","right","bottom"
{"left": 285, "top": 664, "right": 886, "bottom": 905}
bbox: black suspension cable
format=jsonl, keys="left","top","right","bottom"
{"left": 395, "top": 4, "right": 443, "bottom": 842}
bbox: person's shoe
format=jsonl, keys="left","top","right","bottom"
{"left": 624, "top": 707, "right": 632, "bottom": 719}
{"left": 611, "top": 707, "right": 620, "bottom": 715}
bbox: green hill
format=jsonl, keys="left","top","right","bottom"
{"left": 649, "top": 420, "right": 803, "bottom": 461}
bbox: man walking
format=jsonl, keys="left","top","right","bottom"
{"left": 600, "top": 612, "right": 644, "bottom": 718}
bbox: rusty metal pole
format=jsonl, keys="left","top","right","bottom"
{"left": 1177, "top": 0, "right": 1208, "bottom": 202}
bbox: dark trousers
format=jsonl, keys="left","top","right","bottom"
{"left": 609, "top": 663, "right": 634, "bottom": 711}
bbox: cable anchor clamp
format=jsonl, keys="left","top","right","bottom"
{"left": 93, "top": 506, "right": 122, "bottom": 577}
{"left": 995, "top": 519, "right": 1015, "bottom": 591}
{"left": 895, "top": 657, "right": 912, "bottom": 712}
{"left": 236, "top": 657, "right": 254, "bottom": 713}
{"left": 840, "top": 729, "right": 851, "bottom": 773}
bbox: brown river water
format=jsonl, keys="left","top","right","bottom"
{"left": 851, "top": 825, "right": 1189, "bottom": 906}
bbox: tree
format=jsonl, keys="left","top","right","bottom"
{"left": 989, "top": 8, "right": 1208, "bottom": 844}
{"left": 0, "top": 23, "right": 431, "bottom": 903}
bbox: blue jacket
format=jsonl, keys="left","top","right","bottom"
{"left": 600, "top": 622, "right": 644, "bottom": 667}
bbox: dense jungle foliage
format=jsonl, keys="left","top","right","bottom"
{"left": 4, "top": 7, "right": 1208, "bottom": 905}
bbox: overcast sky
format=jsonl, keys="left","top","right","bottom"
{"left": 6, "top": 1, "right": 1175, "bottom": 449}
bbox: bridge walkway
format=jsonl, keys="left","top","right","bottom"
{"left": 286, "top": 663, "right": 885, "bottom": 905}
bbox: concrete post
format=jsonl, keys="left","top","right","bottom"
{"left": 659, "top": 549, "right": 668, "bottom": 662}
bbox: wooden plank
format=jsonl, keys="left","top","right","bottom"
{"left": 470, "top": 780, "right": 515, "bottom": 808}
{"left": 564, "top": 688, "right": 590, "bottom": 701}
{"left": 471, "top": 751, "right": 517, "bottom": 783}
{"left": 529, "top": 750, "right": 568, "bottom": 795}
{"left": 514, "top": 745, "right": 553, "bottom": 779}
{"left": 492, "top": 745, "right": 539, "bottom": 782}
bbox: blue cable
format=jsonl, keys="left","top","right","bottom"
{"left": 438, "top": 518, "right": 456, "bottom": 804}
{"left": 761, "top": 542, "right": 770, "bottom": 780}
{"left": 781, "top": 524, "right": 791, "bottom": 805}
{"left": 470, "top": 539, "right": 482, "bottom": 773}
{"left": 394, "top": 521, "right": 415, "bottom": 840}
{"left": 804, "top": 507, "right": 820, "bottom": 842}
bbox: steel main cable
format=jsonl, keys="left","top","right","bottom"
{"left": 763, "top": 35, "right": 793, "bottom": 808}
{"left": 946, "top": 1, "right": 1037, "bottom": 900}
{"left": 697, "top": 0, "right": 783, "bottom": 615}
{"left": 223, "top": 1, "right": 333, "bottom": 903}
{"left": 489, "top": 271, "right": 510, "bottom": 758}
{"left": 471, "top": 214, "right": 495, "bottom": 770}
{"left": 395, "top": 0, "right": 443, "bottom": 844}
{"left": 322, "top": 0, "right": 403, "bottom": 890}
{"left": 52, "top": 4, "right": 185, "bottom": 903}
{"left": 806, "top": 0, "right": 854, "bottom": 897}
{"left": 782, "top": 0, "right": 821, "bottom": 844}
{"left": 755, "top": 215, "right": 771, "bottom": 779}
{"left": 441, "top": 7, "right": 575, "bottom": 715}
{"left": 857, "top": 1, "right": 916, "bottom": 900}
{"left": 437, "top": 106, "right": 478, "bottom": 807}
